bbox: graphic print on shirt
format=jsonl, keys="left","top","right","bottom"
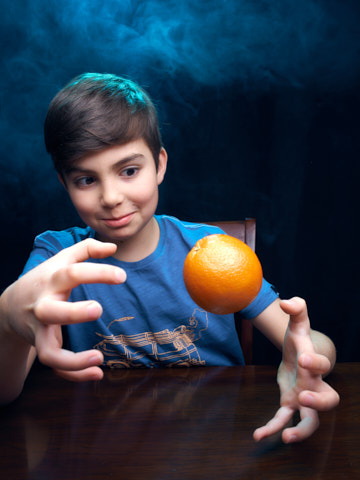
{"left": 93, "top": 308, "right": 209, "bottom": 367}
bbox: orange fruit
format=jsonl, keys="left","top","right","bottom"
{"left": 183, "top": 234, "right": 263, "bottom": 314}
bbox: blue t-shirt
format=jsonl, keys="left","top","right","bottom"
{"left": 22, "top": 215, "right": 278, "bottom": 367}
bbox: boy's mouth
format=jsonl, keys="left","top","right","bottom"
{"left": 102, "top": 212, "right": 135, "bottom": 228}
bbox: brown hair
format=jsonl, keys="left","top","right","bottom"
{"left": 44, "top": 73, "right": 163, "bottom": 173}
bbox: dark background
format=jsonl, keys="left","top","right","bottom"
{"left": 1, "top": 0, "right": 359, "bottom": 364}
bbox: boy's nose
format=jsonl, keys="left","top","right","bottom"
{"left": 100, "top": 181, "right": 125, "bottom": 208}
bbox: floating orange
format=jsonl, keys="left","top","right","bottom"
{"left": 183, "top": 234, "right": 263, "bottom": 314}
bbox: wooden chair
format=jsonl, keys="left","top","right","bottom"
{"left": 203, "top": 219, "right": 256, "bottom": 364}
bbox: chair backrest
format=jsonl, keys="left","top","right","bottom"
{"left": 203, "top": 219, "right": 255, "bottom": 364}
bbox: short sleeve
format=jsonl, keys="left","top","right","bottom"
{"left": 238, "top": 279, "right": 279, "bottom": 319}
{"left": 20, "top": 226, "right": 95, "bottom": 277}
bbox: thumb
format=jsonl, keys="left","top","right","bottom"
{"left": 59, "top": 238, "right": 118, "bottom": 264}
{"left": 280, "top": 297, "right": 311, "bottom": 333}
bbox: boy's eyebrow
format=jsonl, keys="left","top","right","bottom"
{"left": 65, "top": 153, "right": 145, "bottom": 175}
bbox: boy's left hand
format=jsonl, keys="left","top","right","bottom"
{"left": 253, "top": 297, "right": 340, "bottom": 444}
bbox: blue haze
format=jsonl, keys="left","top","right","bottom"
{"left": 1, "top": 0, "right": 359, "bottom": 219}
{"left": 0, "top": 0, "right": 359, "bottom": 362}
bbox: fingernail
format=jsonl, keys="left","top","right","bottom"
{"left": 115, "top": 268, "right": 126, "bottom": 282}
{"left": 283, "top": 299, "right": 295, "bottom": 306}
{"left": 300, "top": 354, "right": 312, "bottom": 367}
{"left": 87, "top": 302, "right": 101, "bottom": 318}
{"left": 89, "top": 355, "right": 102, "bottom": 366}
{"left": 286, "top": 435, "right": 297, "bottom": 444}
{"left": 302, "top": 393, "right": 314, "bottom": 407}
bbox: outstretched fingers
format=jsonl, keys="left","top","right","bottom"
{"left": 34, "top": 298, "right": 104, "bottom": 325}
{"left": 253, "top": 406, "right": 294, "bottom": 442}
{"left": 281, "top": 407, "right": 319, "bottom": 444}
{"left": 33, "top": 262, "right": 126, "bottom": 325}
{"left": 298, "top": 352, "right": 331, "bottom": 376}
{"left": 280, "top": 297, "right": 311, "bottom": 333}
{"left": 36, "top": 324, "right": 104, "bottom": 373}
{"left": 299, "top": 387, "right": 340, "bottom": 411}
{"left": 280, "top": 297, "right": 317, "bottom": 359}
{"left": 254, "top": 405, "right": 320, "bottom": 444}
{"left": 58, "top": 238, "right": 118, "bottom": 264}
{"left": 50, "top": 262, "right": 126, "bottom": 293}
{"left": 280, "top": 297, "right": 308, "bottom": 318}
{"left": 54, "top": 366, "right": 104, "bottom": 382}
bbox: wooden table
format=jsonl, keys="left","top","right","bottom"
{"left": 1, "top": 363, "right": 358, "bottom": 479}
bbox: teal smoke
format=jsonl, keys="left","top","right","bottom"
{"left": 2, "top": 0, "right": 360, "bottom": 91}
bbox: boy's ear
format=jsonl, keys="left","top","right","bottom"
{"left": 157, "top": 148, "right": 168, "bottom": 185}
{"left": 57, "top": 172, "right": 68, "bottom": 190}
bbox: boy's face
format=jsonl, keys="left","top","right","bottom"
{"left": 60, "top": 138, "right": 167, "bottom": 254}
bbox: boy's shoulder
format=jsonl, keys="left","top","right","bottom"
{"left": 156, "top": 214, "right": 224, "bottom": 243}
{"left": 157, "top": 214, "right": 223, "bottom": 233}
{"left": 21, "top": 226, "right": 95, "bottom": 277}
{"left": 33, "top": 225, "right": 96, "bottom": 252}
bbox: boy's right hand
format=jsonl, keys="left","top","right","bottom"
{"left": 4, "top": 239, "right": 126, "bottom": 382}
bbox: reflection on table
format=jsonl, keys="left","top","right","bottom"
{"left": 1, "top": 363, "right": 358, "bottom": 479}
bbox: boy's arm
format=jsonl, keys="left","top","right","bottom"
{"left": 0, "top": 239, "right": 126, "bottom": 405}
{"left": 251, "top": 297, "right": 339, "bottom": 443}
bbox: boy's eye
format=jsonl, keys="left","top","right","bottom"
{"left": 122, "top": 167, "right": 138, "bottom": 177}
{"left": 75, "top": 176, "right": 95, "bottom": 187}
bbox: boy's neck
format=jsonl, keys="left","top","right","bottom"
{"left": 103, "top": 216, "right": 160, "bottom": 263}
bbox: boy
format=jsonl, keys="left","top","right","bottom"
{"left": 0, "top": 73, "right": 339, "bottom": 443}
